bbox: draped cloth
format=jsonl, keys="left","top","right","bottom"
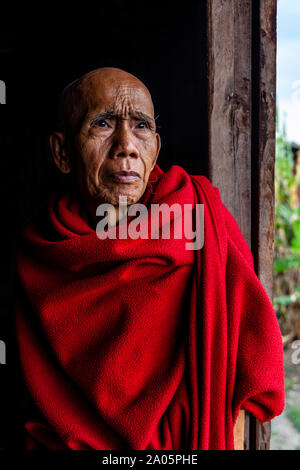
{"left": 14, "top": 164, "right": 285, "bottom": 450}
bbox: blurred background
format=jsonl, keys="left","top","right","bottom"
{"left": 271, "top": 0, "right": 300, "bottom": 450}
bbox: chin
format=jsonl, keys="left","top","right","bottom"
{"left": 90, "top": 182, "right": 144, "bottom": 206}
{"left": 114, "top": 188, "right": 144, "bottom": 205}
{"left": 114, "top": 194, "right": 140, "bottom": 206}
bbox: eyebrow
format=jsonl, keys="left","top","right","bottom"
{"left": 89, "top": 110, "right": 156, "bottom": 127}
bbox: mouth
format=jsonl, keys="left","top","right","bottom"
{"left": 110, "top": 170, "right": 141, "bottom": 183}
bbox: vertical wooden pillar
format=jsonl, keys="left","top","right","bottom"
{"left": 207, "top": 0, "right": 252, "bottom": 245}
{"left": 250, "top": 0, "right": 277, "bottom": 451}
{"left": 207, "top": 0, "right": 277, "bottom": 450}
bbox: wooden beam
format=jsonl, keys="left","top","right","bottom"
{"left": 207, "top": 0, "right": 277, "bottom": 450}
{"left": 207, "top": 0, "right": 252, "bottom": 245}
{"left": 250, "top": 0, "right": 277, "bottom": 451}
{"left": 234, "top": 409, "right": 245, "bottom": 450}
{"left": 207, "top": 0, "right": 252, "bottom": 450}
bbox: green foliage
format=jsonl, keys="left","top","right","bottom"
{"left": 274, "top": 257, "right": 300, "bottom": 273}
{"left": 274, "top": 116, "right": 300, "bottom": 255}
{"left": 273, "top": 109, "right": 300, "bottom": 311}
{"left": 273, "top": 290, "right": 300, "bottom": 306}
{"left": 284, "top": 377, "right": 295, "bottom": 392}
{"left": 291, "top": 215, "right": 300, "bottom": 252}
{"left": 287, "top": 406, "right": 300, "bottom": 432}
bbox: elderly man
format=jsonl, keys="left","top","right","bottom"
{"left": 14, "top": 67, "right": 285, "bottom": 450}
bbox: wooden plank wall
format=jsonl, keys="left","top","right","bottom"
{"left": 206, "top": 0, "right": 277, "bottom": 450}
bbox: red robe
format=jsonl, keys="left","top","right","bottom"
{"left": 14, "top": 164, "right": 285, "bottom": 450}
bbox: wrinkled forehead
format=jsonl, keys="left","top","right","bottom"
{"left": 79, "top": 74, "right": 155, "bottom": 119}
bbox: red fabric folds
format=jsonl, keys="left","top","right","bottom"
{"left": 14, "top": 164, "right": 285, "bottom": 450}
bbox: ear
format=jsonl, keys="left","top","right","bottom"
{"left": 49, "top": 131, "right": 72, "bottom": 174}
{"left": 151, "top": 133, "right": 161, "bottom": 171}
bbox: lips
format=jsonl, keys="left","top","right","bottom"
{"left": 110, "top": 171, "right": 140, "bottom": 183}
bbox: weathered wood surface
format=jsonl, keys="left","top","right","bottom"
{"left": 250, "top": 0, "right": 277, "bottom": 451}
{"left": 207, "top": 0, "right": 252, "bottom": 449}
{"left": 207, "top": 0, "right": 252, "bottom": 245}
{"left": 207, "top": 0, "right": 277, "bottom": 450}
{"left": 233, "top": 409, "right": 245, "bottom": 450}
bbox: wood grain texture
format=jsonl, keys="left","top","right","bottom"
{"left": 207, "top": 0, "right": 277, "bottom": 450}
{"left": 250, "top": 0, "right": 277, "bottom": 451}
{"left": 233, "top": 410, "right": 245, "bottom": 450}
{"left": 207, "top": 0, "right": 252, "bottom": 449}
{"left": 207, "top": 0, "right": 252, "bottom": 245}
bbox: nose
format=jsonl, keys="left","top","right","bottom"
{"left": 109, "top": 122, "right": 139, "bottom": 159}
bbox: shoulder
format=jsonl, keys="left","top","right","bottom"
{"left": 190, "top": 173, "right": 254, "bottom": 270}
{"left": 190, "top": 174, "right": 224, "bottom": 221}
{"left": 190, "top": 174, "right": 222, "bottom": 200}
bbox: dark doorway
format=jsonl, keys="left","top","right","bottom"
{"left": 0, "top": 2, "right": 208, "bottom": 448}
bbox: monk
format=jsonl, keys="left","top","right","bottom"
{"left": 13, "top": 67, "right": 285, "bottom": 450}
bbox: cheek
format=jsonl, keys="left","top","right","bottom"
{"left": 140, "top": 140, "right": 158, "bottom": 176}
{"left": 77, "top": 139, "right": 106, "bottom": 175}
{"left": 74, "top": 139, "right": 108, "bottom": 197}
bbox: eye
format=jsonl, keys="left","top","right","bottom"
{"left": 137, "top": 121, "right": 147, "bottom": 129}
{"left": 93, "top": 119, "right": 108, "bottom": 128}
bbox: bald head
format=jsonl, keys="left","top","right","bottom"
{"left": 58, "top": 67, "right": 155, "bottom": 136}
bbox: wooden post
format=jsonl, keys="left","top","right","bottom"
{"left": 250, "top": 0, "right": 277, "bottom": 450}
{"left": 207, "top": 0, "right": 252, "bottom": 244}
{"left": 207, "top": 0, "right": 277, "bottom": 450}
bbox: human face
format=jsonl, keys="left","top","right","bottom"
{"left": 70, "top": 72, "right": 161, "bottom": 208}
